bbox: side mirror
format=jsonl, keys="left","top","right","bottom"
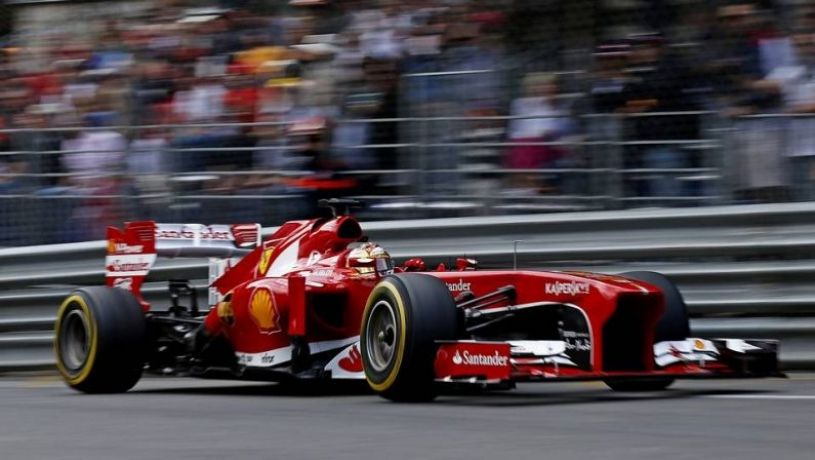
{"left": 455, "top": 257, "right": 478, "bottom": 271}
{"left": 402, "top": 257, "right": 427, "bottom": 272}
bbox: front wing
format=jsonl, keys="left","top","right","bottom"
{"left": 433, "top": 338, "right": 782, "bottom": 384}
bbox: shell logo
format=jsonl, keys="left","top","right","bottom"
{"left": 107, "top": 239, "right": 115, "bottom": 254}
{"left": 258, "top": 248, "right": 274, "bottom": 275}
{"left": 216, "top": 299, "right": 235, "bottom": 327}
{"left": 249, "top": 288, "right": 280, "bottom": 334}
{"left": 693, "top": 339, "right": 706, "bottom": 350}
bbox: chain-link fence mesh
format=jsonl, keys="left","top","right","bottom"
{"left": 2, "top": 1, "right": 815, "bottom": 245}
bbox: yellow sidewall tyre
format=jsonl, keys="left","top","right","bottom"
{"left": 54, "top": 287, "right": 146, "bottom": 393}
{"left": 360, "top": 274, "right": 459, "bottom": 402}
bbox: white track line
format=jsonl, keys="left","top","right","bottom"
{"left": 707, "top": 395, "right": 815, "bottom": 400}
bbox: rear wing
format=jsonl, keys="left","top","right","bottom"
{"left": 105, "top": 221, "right": 261, "bottom": 308}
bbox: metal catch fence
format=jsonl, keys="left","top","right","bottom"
{"left": 2, "top": 67, "right": 814, "bottom": 246}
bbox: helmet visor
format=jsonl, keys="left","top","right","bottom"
{"left": 375, "top": 257, "right": 394, "bottom": 275}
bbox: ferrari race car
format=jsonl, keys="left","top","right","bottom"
{"left": 55, "top": 199, "right": 781, "bottom": 401}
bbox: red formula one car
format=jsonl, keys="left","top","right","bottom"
{"left": 55, "top": 199, "right": 781, "bottom": 401}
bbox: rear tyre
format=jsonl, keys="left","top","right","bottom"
{"left": 604, "top": 271, "right": 690, "bottom": 392}
{"left": 55, "top": 287, "right": 147, "bottom": 393}
{"left": 360, "top": 274, "right": 459, "bottom": 402}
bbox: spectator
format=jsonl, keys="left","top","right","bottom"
{"left": 360, "top": 57, "right": 400, "bottom": 171}
{"left": 708, "top": 3, "right": 788, "bottom": 202}
{"left": 172, "top": 74, "right": 227, "bottom": 123}
{"left": 507, "top": 73, "right": 574, "bottom": 166}
{"left": 60, "top": 117, "right": 126, "bottom": 180}
{"left": 619, "top": 33, "right": 700, "bottom": 199}
{"left": 767, "top": 31, "right": 815, "bottom": 200}
{"left": 131, "top": 60, "right": 176, "bottom": 124}
{"left": 58, "top": 115, "right": 128, "bottom": 240}
{"left": 505, "top": 72, "right": 576, "bottom": 193}
{"left": 590, "top": 43, "right": 630, "bottom": 115}
{"left": 9, "top": 106, "right": 64, "bottom": 190}
{"left": 350, "top": 0, "right": 410, "bottom": 60}
{"left": 126, "top": 125, "right": 171, "bottom": 220}
{"left": 332, "top": 94, "right": 375, "bottom": 171}
{"left": 127, "top": 127, "right": 169, "bottom": 184}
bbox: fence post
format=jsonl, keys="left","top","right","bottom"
{"left": 608, "top": 113, "right": 624, "bottom": 209}
{"left": 704, "top": 111, "right": 730, "bottom": 205}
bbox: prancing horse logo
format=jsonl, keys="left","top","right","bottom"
{"left": 258, "top": 247, "right": 274, "bottom": 275}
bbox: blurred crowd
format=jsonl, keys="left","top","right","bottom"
{"left": 2, "top": 0, "right": 815, "bottom": 244}
{"left": 0, "top": 0, "right": 513, "bottom": 236}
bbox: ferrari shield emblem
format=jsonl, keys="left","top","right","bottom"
{"left": 249, "top": 288, "right": 280, "bottom": 334}
{"left": 258, "top": 248, "right": 274, "bottom": 275}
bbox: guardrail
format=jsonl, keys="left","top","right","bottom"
{"left": 2, "top": 202, "right": 815, "bottom": 372}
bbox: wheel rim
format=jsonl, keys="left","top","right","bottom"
{"left": 59, "top": 308, "right": 90, "bottom": 374}
{"left": 365, "top": 300, "right": 398, "bottom": 372}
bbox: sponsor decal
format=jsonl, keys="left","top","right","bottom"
{"left": 237, "top": 350, "right": 283, "bottom": 366}
{"left": 561, "top": 329, "right": 591, "bottom": 352}
{"left": 106, "top": 257, "right": 153, "bottom": 273}
{"left": 241, "top": 337, "right": 360, "bottom": 370}
{"left": 248, "top": 288, "right": 280, "bottom": 334}
{"left": 236, "top": 351, "right": 286, "bottom": 366}
{"left": 155, "top": 227, "right": 231, "bottom": 240}
{"left": 311, "top": 269, "right": 334, "bottom": 278}
{"left": 217, "top": 299, "right": 235, "bottom": 327}
{"left": 452, "top": 349, "right": 509, "bottom": 367}
{"left": 258, "top": 248, "right": 274, "bottom": 275}
{"left": 108, "top": 262, "right": 151, "bottom": 272}
{"left": 434, "top": 342, "right": 511, "bottom": 381}
{"left": 446, "top": 279, "right": 471, "bottom": 293}
{"left": 112, "top": 277, "right": 133, "bottom": 290}
{"left": 556, "top": 305, "right": 593, "bottom": 370}
{"left": 107, "top": 241, "right": 144, "bottom": 254}
{"left": 307, "top": 250, "right": 322, "bottom": 266}
{"left": 544, "top": 281, "right": 591, "bottom": 296}
{"left": 338, "top": 345, "right": 364, "bottom": 373}
{"left": 693, "top": 339, "right": 706, "bottom": 351}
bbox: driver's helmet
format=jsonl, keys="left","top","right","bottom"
{"left": 347, "top": 242, "right": 394, "bottom": 275}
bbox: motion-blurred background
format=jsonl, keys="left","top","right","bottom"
{"left": 1, "top": 0, "right": 813, "bottom": 245}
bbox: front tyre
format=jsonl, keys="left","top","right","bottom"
{"left": 55, "top": 287, "right": 147, "bottom": 393}
{"left": 603, "top": 271, "right": 691, "bottom": 392}
{"left": 621, "top": 271, "right": 690, "bottom": 341}
{"left": 360, "top": 274, "right": 459, "bottom": 402}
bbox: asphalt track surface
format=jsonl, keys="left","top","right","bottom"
{"left": 1, "top": 375, "right": 814, "bottom": 460}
